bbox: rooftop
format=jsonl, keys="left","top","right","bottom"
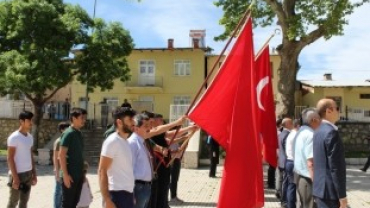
{"left": 300, "top": 80, "right": 370, "bottom": 88}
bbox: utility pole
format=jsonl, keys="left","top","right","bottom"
{"left": 85, "top": 0, "right": 98, "bottom": 111}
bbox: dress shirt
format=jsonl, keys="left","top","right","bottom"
{"left": 285, "top": 129, "right": 297, "bottom": 160}
{"left": 128, "top": 132, "right": 152, "bottom": 182}
{"left": 293, "top": 126, "right": 314, "bottom": 178}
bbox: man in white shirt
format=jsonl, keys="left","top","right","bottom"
{"left": 285, "top": 119, "right": 300, "bottom": 208}
{"left": 294, "top": 108, "right": 321, "bottom": 208}
{"left": 98, "top": 107, "right": 137, "bottom": 208}
{"left": 7, "top": 111, "right": 37, "bottom": 208}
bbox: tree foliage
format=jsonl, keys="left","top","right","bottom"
{"left": 0, "top": 0, "right": 134, "bottom": 147}
{"left": 214, "top": 0, "right": 369, "bottom": 116}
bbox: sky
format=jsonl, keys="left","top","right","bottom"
{"left": 65, "top": 0, "right": 370, "bottom": 81}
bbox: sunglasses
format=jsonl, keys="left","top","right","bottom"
{"left": 329, "top": 106, "right": 340, "bottom": 111}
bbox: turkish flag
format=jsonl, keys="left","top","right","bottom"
{"left": 255, "top": 45, "right": 278, "bottom": 168}
{"left": 189, "top": 17, "right": 264, "bottom": 208}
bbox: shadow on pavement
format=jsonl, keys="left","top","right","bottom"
{"left": 169, "top": 201, "right": 217, "bottom": 207}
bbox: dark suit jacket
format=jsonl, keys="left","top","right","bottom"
{"left": 313, "top": 122, "right": 346, "bottom": 200}
{"left": 278, "top": 129, "right": 290, "bottom": 169}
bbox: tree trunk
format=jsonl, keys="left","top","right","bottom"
{"left": 31, "top": 101, "right": 44, "bottom": 149}
{"left": 276, "top": 43, "right": 301, "bottom": 118}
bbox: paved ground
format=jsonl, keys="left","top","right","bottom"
{"left": 1, "top": 162, "right": 369, "bottom": 208}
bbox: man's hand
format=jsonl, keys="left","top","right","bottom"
{"left": 63, "top": 174, "right": 73, "bottom": 188}
{"left": 55, "top": 171, "right": 61, "bottom": 182}
{"left": 162, "top": 148, "right": 169, "bottom": 157}
{"left": 105, "top": 198, "right": 117, "bottom": 208}
{"left": 12, "top": 176, "right": 20, "bottom": 189}
{"left": 175, "top": 115, "right": 187, "bottom": 126}
{"left": 339, "top": 197, "right": 348, "bottom": 208}
{"left": 192, "top": 125, "right": 200, "bottom": 131}
{"left": 31, "top": 175, "right": 37, "bottom": 186}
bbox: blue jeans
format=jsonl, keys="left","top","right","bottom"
{"left": 54, "top": 181, "right": 62, "bottom": 208}
{"left": 134, "top": 183, "right": 151, "bottom": 208}
{"left": 285, "top": 160, "right": 296, "bottom": 208}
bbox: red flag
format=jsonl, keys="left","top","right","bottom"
{"left": 189, "top": 17, "right": 264, "bottom": 208}
{"left": 255, "top": 45, "right": 278, "bottom": 168}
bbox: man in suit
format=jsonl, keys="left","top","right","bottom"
{"left": 276, "top": 118, "right": 293, "bottom": 207}
{"left": 313, "top": 99, "right": 347, "bottom": 208}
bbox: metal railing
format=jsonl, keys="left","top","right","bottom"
{"left": 125, "top": 76, "right": 163, "bottom": 88}
{"left": 0, "top": 100, "right": 33, "bottom": 118}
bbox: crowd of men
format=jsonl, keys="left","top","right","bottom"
{"left": 6, "top": 97, "right": 349, "bottom": 208}
{"left": 268, "top": 98, "right": 347, "bottom": 208}
{"left": 6, "top": 106, "right": 198, "bottom": 208}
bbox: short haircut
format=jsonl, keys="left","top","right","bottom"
{"left": 142, "top": 110, "right": 155, "bottom": 119}
{"left": 301, "top": 107, "right": 320, "bottom": 125}
{"left": 276, "top": 118, "right": 283, "bottom": 128}
{"left": 113, "top": 107, "right": 136, "bottom": 126}
{"left": 19, "top": 111, "right": 33, "bottom": 120}
{"left": 293, "top": 119, "right": 301, "bottom": 128}
{"left": 154, "top": 113, "right": 163, "bottom": 119}
{"left": 70, "top": 107, "right": 87, "bottom": 121}
{"left": 58, "top": 122, "right": 70, "bottom": 131}
{"left": 317, "top": 99, "right": 334, "bottom": 118}
{"left": 134, "top": 113, "right": 150, "bottom": 127}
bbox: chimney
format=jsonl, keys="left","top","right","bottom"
{"left": 168, "top": 39, "right": 174, "bottom": 49}
{"left": 323, "top": 73, "right": 332, "bottom": 81}
{"left": 193, "top": 39, "right": 199, "bottom": 49}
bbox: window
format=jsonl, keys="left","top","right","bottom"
{"left": 360, "top": 94, "right": 370, "bottom": 99}
{"left": 364, "top": 110, "right": 370, "bottom": 117}
{"left": 139, "top": 60, "right": 155, "bottom": 75}
{"left": 173, "top": 96, "right": 191, "bottom": 105}
{"left": 174, "top": 60, "right": 191, "bottom": 76}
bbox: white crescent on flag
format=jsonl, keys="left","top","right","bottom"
{"left": 256, "top": 76, "right": 269, "bottom": 111}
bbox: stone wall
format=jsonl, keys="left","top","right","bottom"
{"left": 0, "top": 118, "right": 60, "bottom": 149}
{"left": 337, "top": 121, "right": 370, "bottom": 151}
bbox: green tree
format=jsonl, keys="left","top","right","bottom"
{"left": 215, "top": 0, "right": 369, "bottom": 117}
{"left": 0, "top": 0, "right": 134, "bottom": 147}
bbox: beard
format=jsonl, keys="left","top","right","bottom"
{"left": 122, "top": 124, "right": 133, "bottom": 134}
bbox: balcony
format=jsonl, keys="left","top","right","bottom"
{"left": 125, "top": 76, "right": 163, "bottom": 93}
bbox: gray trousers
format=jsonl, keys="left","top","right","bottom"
{"left": 7, "top": 171, "right": 33, "bottom": 208}
{"left": 297, "top": 174, "right": 316, "bottom": 208}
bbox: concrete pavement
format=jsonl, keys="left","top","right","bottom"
{"left": 1, "top": 162, "right": 369, "bottom": 208}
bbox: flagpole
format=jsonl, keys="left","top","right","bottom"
{"left": 166, "top": 6, "right": 253, "bottom": 148}
{"left": 255, "top": 28, "right": 280, "bottom": 59}
{"left": 185, "top": 10, "right": 252, "bottom": 116}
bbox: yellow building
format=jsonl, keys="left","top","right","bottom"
{"left": 300, "top": 74, "right": 370, "bottom": 121}
{"left": 71, "top": 40, "right": 208, "bottom": 124}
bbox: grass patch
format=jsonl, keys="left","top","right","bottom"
{"left": 345, "top": 151, "right": 369, "bottom": 158}
{"left": 0, "top": 149, "right": 7, "bottom": 156}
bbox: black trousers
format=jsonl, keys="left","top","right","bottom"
{"left": 362, "top": 155, "right": 370, "bottom": 171}
{"left": 110, "top": 190, "right": 134, "bottom": 208}
{"left": 155, "top": 164, "right": 171, "bottom": 208}
{"left": 61, "top": 177, "right": 83, "bottom": 208}
{"left": 209, "top": 157, "right": 217, "bottom": 177}
{"left": 150, "top": 178, "right": 158, "bottom": 208}
{"left": 170, "top": 158, "right": 181, "bottom": 198}
{"left": 267, "top": 164, "right": 276, "bottom": 188}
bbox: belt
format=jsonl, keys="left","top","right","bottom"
{"left": 135, "top": 180, "right": 151, "bottom": 185}
{"left": 298, "top": 174, "right": 312, "bottom": 184}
